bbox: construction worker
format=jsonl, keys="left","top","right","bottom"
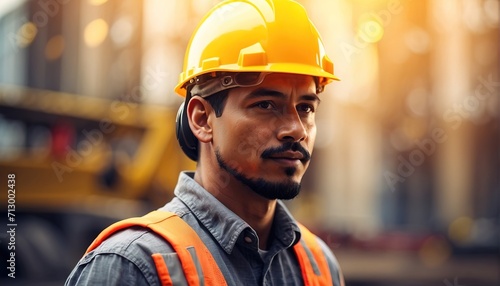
{"left": 66, "top": 0, "right": 344, "bottom": 285}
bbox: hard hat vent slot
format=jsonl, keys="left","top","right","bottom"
{"left": 202, "top": 57, "right": 221, "bottom": 70}
{"left": 322, "top": 55, "right": 334, "bottom": 74}
{"left": 238, "top": 43, "right": 267, "bottom": 67}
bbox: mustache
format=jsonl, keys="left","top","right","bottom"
{"left": 260, "top": 142, "right": 311, "bottom": 161}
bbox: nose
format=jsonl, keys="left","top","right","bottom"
{"left": 276, "top": 109, "right": 308, "bottom": 142}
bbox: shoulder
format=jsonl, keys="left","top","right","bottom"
{"left": 66, "top": 227, "right": 174, "bottom": 286}
{"left": 297, "top": 223, "right": 344, "bottom": 286}
{"left": 314, "top": 235, "right": 345, "bottom": 286}
{"left": 97, "top": 226, "right": 175, "bottom": 258}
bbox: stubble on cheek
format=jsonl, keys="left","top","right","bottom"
{"left": 234, "top": 126, "right": 269, "bottom": 162}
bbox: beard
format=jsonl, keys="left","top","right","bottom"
{"left": 215, "top": 148, "right": 302, "bottom": 200}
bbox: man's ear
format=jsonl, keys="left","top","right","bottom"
{"left": 187, "top": 96, "right": 213, "bottom": 143}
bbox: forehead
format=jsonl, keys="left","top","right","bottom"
{"left": 228, "top": 73, "right": 317, "bottom": 100}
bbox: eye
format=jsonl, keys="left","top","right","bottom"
{"left": 255, "top": 101, "right": 275, "bottom": 110}
{"left": 297, "top": 103, "right": 315, "bottom": 113}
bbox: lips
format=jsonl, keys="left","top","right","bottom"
{"left": 268, "top": 151, "right": 305, "bottom": 161}
{"left": 261, "top": 142, "right": 311, "bottom": 163}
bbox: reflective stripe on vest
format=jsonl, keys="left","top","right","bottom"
{"left": 86, "top": 210, "right": 333, "bottom": 286}
{"left": 294, "top": 223, "right": 333, "bottom": 286}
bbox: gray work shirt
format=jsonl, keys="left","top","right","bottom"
{"left": 65, "top": 172, "right": 342, "bottom": 285}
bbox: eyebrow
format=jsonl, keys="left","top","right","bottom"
{"left": 246, "top": 88, "right": 321, "bottom": 103}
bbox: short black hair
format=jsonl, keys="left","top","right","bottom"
{"left": 204, "top": 89, "right": 230, "bottom": 117}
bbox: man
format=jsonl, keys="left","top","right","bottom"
{"left": 66, "top": 0, "right": 344, "bottom": 285}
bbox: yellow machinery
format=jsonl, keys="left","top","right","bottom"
{"left": 0, "top": 85, "right": 195, "bottom": 283}
{"left": 0, "top": 85, "right": 195, "bottom": 208}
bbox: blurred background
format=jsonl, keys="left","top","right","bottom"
{"left": 0, "top": 0, "right": 498, "bottom": 285}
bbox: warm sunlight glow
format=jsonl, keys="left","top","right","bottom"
{"left": 84, "top": 18, "right": 109, "bottom": 48}
{"left": 45, "top": 35, "right": 65, "bottom": 60}
{"left": 88, "top": 0, "right": 108, "bottom": 6}
{"left": 358, "top": 20, "right": 384, "bottom": 43}
{"left": 16, "top": 21, "right": 37, "bottom": 48}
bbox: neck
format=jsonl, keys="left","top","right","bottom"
{"left": 194, "top": 164, "right": 276, "bottom": 250}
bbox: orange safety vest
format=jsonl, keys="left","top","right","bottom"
{"left": 86, "top": 210, "right": 333, "bottom": 286}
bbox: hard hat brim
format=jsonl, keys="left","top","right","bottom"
{"left": 174, "top": 63, "right": 339, "bottom": 97}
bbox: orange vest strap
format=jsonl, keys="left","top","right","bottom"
{"left": 86, "top": 211, "right": 332, "bottom": 286}
{"left": 152, "top": 253, "right": 174, "bottom": 286}
{"left": 85, "top": 210, "right": 227, "bottom": 286}
{"left": 293, "top": 224, "right": 334, "bottom": 286}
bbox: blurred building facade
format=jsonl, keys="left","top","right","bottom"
{"left": 300, "top": 0, "right": 499, "bottom": 244}
{"left": 0, "top": 0, "right": 498, "bottom": 285}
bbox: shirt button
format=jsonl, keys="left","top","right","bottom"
{"left": 244, "top": 236, "right": 252, "bottom": 243}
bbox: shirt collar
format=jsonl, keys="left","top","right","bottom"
{"left": 174, "top": 172, "right": 301, "bottom": 254}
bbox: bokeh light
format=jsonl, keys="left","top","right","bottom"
{"left": 84, "top": 18, "right": 109, "bottom": 48}
{"left": 16, "top": 21, "right": 37, "bottom": 48}
{"left": 45, "top": 34, "right": 65, "bottom": 61}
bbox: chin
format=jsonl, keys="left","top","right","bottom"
{"left": 216, "top": 149, "right": 303, "bottom": 200}
{"left": 261, "top": 167, "right": 303, "bottom": 183}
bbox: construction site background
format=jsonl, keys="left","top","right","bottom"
{"left": 0, "top": 0, "right": 498, "bottom": 285}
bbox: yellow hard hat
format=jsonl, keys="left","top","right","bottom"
{"left": 174, "top": 0, "right": 339, "bottom": 97}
